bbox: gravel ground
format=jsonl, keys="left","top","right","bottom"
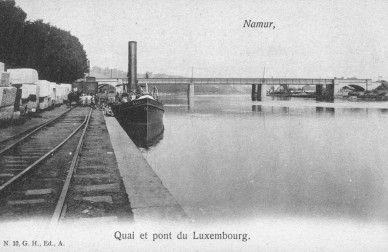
{"left": 0, "top": 105, "right": 71, "bottom": 142}
{"left": 64, "top": 108, "right": 133, "bottom": 223}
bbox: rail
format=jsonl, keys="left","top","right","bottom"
{"left": 50, "top": 108, "right": 93, "bottom": 224}
{"left": 0, "top": 106, "right": 75, "bottom": 153}
{"left": 0, "top": 108, "right": 90, "bottom": 194}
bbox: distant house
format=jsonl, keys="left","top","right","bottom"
{"left": 374, "top": 81, "right": 388, "bottom": 92}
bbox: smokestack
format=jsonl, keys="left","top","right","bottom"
{"left": 128, "top": 41, "right": 137, "bottom": 92}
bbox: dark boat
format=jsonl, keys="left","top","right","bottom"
{"left": 112, "top": 93, "right": 164, "bottom": 124}
{"left": 112, "top": 91, "right": 164, "bottom": 148}
{"left": 112, "top": 41, "right": 164, "bottom": 125}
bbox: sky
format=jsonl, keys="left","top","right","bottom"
{"left": 15, "top": 0, "right": 388, "bottom": 79}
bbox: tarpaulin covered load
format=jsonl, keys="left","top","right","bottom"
{"left": 21, "top": 84, "right": 38, "bottom": 99}
{"left": 37, "top": 80, "right": 50, "bottom": 97}
{"left": 16, "top": 83, "right": 40, "bottom": 113}
{"left": 0, "top": 105, "right": 14, "bottom": 120}
{"left": 7, "top": 68, "right": 38, "bottom": 84}
{"left": 39, "top": 97, "right": 49, "bottom": 110}
{"left": 49, "top": 82, "right": 57, "bottom": 100}
{"left": 0, "top": 72, "right": 10, "bottom": 87}
{"left": 0, "top": 87, "right": 17, "bottom": 107}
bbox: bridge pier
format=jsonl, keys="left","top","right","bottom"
{"left": 366, "top": 79, "right": 371, "bottom": 91}
{"left": 251, "top": 84, "right": 257, "bottom": 100}
{"left": 188, "top": 83, "right": 194, "bottom": 98}
{"left": 188, "top": 82, "right": 194, "bottom": 104}
{"left": 251, "top": 84, "right": 267, "bottom": 101}
{"left": 333, "top": 78, "right": 341, "bottom": 97}
{"left": 316, "top": 83, "right": 334, "bottom": 102}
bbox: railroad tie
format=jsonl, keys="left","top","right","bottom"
{"left": 7, "top": 199, "right": 46, "bottom": 205}
{"left": 76, "top": 195, "right": 113, "bottom": 204}
{"left": 0, "top": 173, "right": 14, "bottom": 177}
{"left": 74, "top": 183, "right": 119, "bottom": 192}
{"left": 25, "top": 188, "right": 54, "bottom": 195}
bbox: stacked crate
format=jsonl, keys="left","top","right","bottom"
{"left": 0, "top": 62, "right": 17, "bottom": 120}
{"left": 0, "top": 62, "right": 10, "bottom": 87}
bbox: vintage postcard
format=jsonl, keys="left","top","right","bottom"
{"left": 0, "top": 0, "right": 387, "bottom": 251}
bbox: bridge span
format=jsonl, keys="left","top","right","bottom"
{"left": 96, "top": 77, "right": 371, "bottom": 101}
{"left": 137, "top": 78, "right": 333, "bottom": 85}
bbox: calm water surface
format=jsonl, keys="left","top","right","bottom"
{"left": 136, "top": 94, "right": 388, "bottom": 224}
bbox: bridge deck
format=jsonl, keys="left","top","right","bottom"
{"left": 96, "top": 78, "right": 371, "bottom": 86}
{"left": 137, "top": 78, "right": 334, "bottom": 85}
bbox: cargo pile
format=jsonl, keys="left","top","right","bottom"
{"left": 0, "top": 62, "right": 74, "bottom": 125}
{"left": 0, "top": 63, "right": 17, "bottom": 120}
{"left": 0, "top": 72, "right": 10, "bottom": 87}
{"left": 37, "top": 80, "right": 51, "bottom": 110}
{"left": 0, "top": 88, "right": 17, "bottom": 107}
{"left": 7, "top": 68, "right": 38, "bottom": 85}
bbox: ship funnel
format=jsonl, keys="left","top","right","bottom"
{"left": 128, "top": 41, "right": 137, "bottom": 92}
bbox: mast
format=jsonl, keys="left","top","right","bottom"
{"left": 262, "top": 66, "right": 266, "bottom": 82}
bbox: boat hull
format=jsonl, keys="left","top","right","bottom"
{"left": 112, "top": 98, "right": 164, "bottom": 124}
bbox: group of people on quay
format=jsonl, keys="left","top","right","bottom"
{"left": 67, "top": 91, "right": 113, "bottom": 115}
{"left": 66, "top": 85, "right": 159, "bottom": 116}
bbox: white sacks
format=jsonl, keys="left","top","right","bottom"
{"left": 0, "top": 87, "right": 17, "bottom": 120}
{"left": 0, "top": 87, "right": 17, "bottom": 107}
{"left": 7, "top": 68, "right": 38, "bottom": 85}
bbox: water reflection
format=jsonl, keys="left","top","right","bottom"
{"left": 121, "top": 122, "right": 164, "bottom": 149}
{"left": 188, "top": 96, "right": 195, "bottom": 112}
{"left": 252, "top": 105, "right": 336, "bottom": 116}
{"left": 252, "top": 104, "right": 388, "bottom": 118}
{"left": 316, "top": 107, "right": 335, "bottom": 114}
{"left": 145, "top": 94, "right": 388, "bottom": 223}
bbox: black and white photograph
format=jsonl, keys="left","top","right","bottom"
{"left": 0, "top": 0, "right": 387, "bottom": 251}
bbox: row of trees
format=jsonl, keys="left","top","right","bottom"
{"left": 91, "top": 66, "right": 127, "bottom": 78}
{"left": 0, "top": 0, "right": 88, "bottom": 83}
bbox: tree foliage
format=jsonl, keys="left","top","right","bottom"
{"left": 0, "top": 0, "right": 26, "bottom": 68}
{"left": 0, "top": 0, "right": 88, "bottom": 82}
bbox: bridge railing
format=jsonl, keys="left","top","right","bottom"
{"left": 96, "top": 77, "right": 371, "bottom": 86}
{"left": 137, "top": 78, "right": 334, "bottom": 85}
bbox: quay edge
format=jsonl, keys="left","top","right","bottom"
{"left": 104, "top": 115, "right": 187, "bottom": 222}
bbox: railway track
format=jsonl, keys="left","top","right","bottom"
{"left": 0, "top": 107, "right": 92, "bottom": 222}
{"left": 0, "top": 106, "right": 74, "bottom": 151}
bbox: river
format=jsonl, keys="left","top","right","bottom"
{"left": 132, "top": 94, "right": 388, "bottom": 227}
